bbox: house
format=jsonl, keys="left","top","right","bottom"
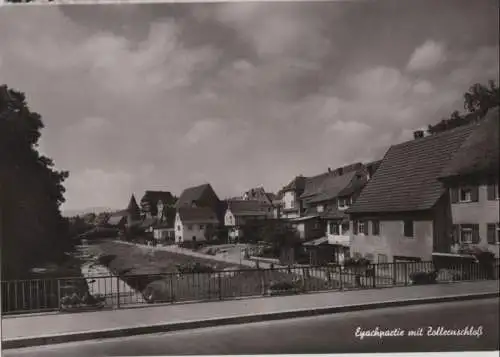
{"left": 437, "top": 107, "right": 499, "bottom": 258}
{"left": 174, "top": 207, "right": 219, "bottom": 244}
{"left": 347, "top": 123, "right": 478, "bottom": 263}
{"left": 224, "top": 200, "right": 271, "bottom": 242}
{"left": 140, "top": 190, "right": 176, "bottom": 220}
{"left": 294, "top": 162, "right": 377, "bottom": 263}
{"left": 107, "top": 195, "right": 141, "bottom": 230}
{"left": 242, "top": 187, "right": 280, "bottom": 218}
{"left": 278, "top": 176, "right": 307, "bottom": 219}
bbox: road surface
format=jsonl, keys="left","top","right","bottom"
{"left": 4, "top": 298, "right": 498, "bottom": 356}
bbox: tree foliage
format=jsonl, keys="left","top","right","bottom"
{"left": 427, "top": 80, "right": 499, "bottom": 135}
{"left": 258, "top": 219, "right": 301, "bottom": 252}
{"left": 1, "top": 85, "right": 71, "bottom": 280}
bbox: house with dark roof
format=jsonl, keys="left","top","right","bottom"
{"left": 174, "top": 207, "right": 220, "bottom": 244}
{"left": 278, "top": 176, "right": 307, "bottom": 219}
{"left": 242, "top": 187, "right": 281, "bottom": 218}
{"left": 291, "top": 163, "right": 376, "bottom": 262}
{"left": 224, "top": 200, "right": 272, "bottom": 242}
{"left": 140, "top": 190, "right": 176, "bottom": 219}
{"left": 107, "top": 195, "right": 141, "bottom": 230}
{"left": 347, "top": 122, "right": 478, "bottom": 263}
{"left": 437, "top": 107, "right": 499, "bottom": 257}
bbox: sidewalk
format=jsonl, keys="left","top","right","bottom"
{"left": 2, "top": 280, "right": 498, "bottom": 349}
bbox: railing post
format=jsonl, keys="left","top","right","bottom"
{"left": 57, "top": 279, "right": 61, "bottom": 310}
{"left": 170, "top": 275, "right": 175, "bottom": 303}
{"left": 372, "top": 264, "right": 376, "bottom": 289}
{"left": 339, "top": 264, "right": 343, "bottom": 291}
{"left": 404, "top": 263, "right": 408, "bottom": 286}
{"left": 392, "top": 263, "right": 397, "bottom": 286}
{"left": 116, "top": 276, "right": 120, "bottom": 309}
{"left": 218, "top": 273, "right": 223, "bottom": 300}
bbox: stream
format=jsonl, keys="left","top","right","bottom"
{"left": 74, "top": 243, "right": 146, "bottom": 307}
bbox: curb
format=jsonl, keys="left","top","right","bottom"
{"left": 2, "top": 291, "right": 498, "bottom": 350}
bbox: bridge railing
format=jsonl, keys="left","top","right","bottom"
{"left": 2, "top": 259, "right": 498, "bottom": 315}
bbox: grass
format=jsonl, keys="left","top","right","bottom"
{"left": 86, "top": 240, "right": 329, "bottom": 305}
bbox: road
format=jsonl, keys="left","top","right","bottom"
{"left": 4, "top": 298, "right": 498, "bottom": 356}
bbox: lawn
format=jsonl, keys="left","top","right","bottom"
{"left": 86, "top": 240, "right": 329, "bottom": 306}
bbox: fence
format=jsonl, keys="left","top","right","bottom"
{"left": 2, "top": 259, "right": 499, "bottom": 315}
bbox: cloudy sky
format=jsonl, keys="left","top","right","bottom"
{"left": 0, "top": 0, "right": 498, "bottom": 212}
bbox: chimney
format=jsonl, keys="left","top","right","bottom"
{"left": 413, "top": 130, "right": 424, "bottom": 139}
{"left": 337, "top": 167, "right": 344, "bottom": 176}
{"left": 328, "top": 167, "right": 332, "bottom": 173}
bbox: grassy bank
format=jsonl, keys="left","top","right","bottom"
{"left": 86, "top": 240, "right": 330, "bottom": 305}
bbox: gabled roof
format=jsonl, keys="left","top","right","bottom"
{"left": 227, "top": 200, "right": 269, "bottom": 217}
{"left": 175, "top": 183, "right": 218, "bottom": 208}
{"left": 243, "top": 187, "right": 274, "bottom": 204}
{"left": 303, "top": 170, "right": 360, "bottom": 204}
{"left": 107, "top": 215, "right": 127, "bottom": 226}
{"left": 177, "top": 207, "right": 219, "bottom": 224}
{"left": 139, "top": 217, "right": 157, "bottom": 229}
{"left": 439, "top": 107, "right": 499, "bottom": 179}
{"left": 127, "top": 195, "right": 141, "bottom": 214}
{"left": 140, "top": 191, "right": 176, "bottom": 207}
{"left": 348, "top": 123, "right": 477, "bottom": 214}
{"left": 280, "top": 176, "right": 307, "bottom": 193}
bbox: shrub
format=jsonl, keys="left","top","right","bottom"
{"left": 409, "top": 270, "right": 439, "bottom": 285}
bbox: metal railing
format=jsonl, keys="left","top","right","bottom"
{"left": 1, "top": 259, "right": 498, "bottom": 315}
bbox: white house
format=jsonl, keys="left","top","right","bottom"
{"left": 224, "top": 200, "right": 270, "bottom": 242}
{"left": 174, "top": 207, "right": 219, "bottom": 243}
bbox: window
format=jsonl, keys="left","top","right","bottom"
{"left": 459, "top": 188, "right": 472, "bottom": 202}
{"left": 487, "top": 223, "right": 500, "bottom": 245}
{"left": 316, "top": 205, "right": 324, "bottom": 213}
{"left": 187, "top": 225, "right": 193, "bottom": 230}
{"left": 487, "top": 183, "right": 499, "bottom": 201}
{"left": 352, "top": 220, "right": 358, "bottom": 234}
{"left": 330, "top": 222, "right": 340, "bottom": 235}
{"left": 338, "top": 197, "right": 350, "bottom": 209}
{"left": 377, "top": 254, "right": 388, "bottom": 264}
{"left": 199, "top": 224, "right": 205, "bottom": 230}
{"left": 177, "top": 225, "right": 181, "bottom": 231}
{"left": 403, "top": 220, "right": 414, "bottom": 237}
{"left": 358, "top": 220, "right": 367, "bottom": 235}
{"left": 457, "top": 224, "right": 480, "bottom": 244}
{"left": 371, "top": 220, "right": 380, "bottom": 236}
{"left": 341, "top": 222, "right": 350, "bottom": 235}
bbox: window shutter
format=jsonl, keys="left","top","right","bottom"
{"left": 472, "top": 224, "right": 480, "bottom": 244}
{"left": 452, "top": 224, "right": 459, "bottom": 244}
{"left": 487, "top": 184, "right": 496, "bottom": 201}
{"left": 450, "top": 188, "right": 458, "bottom": 203}
{"left": 353, "top": 221, "right": 358, "bottom": 234}
{"left": 487, "top": 224, "right": 496, "bottom": 244}
{"left": 470, "top": 186, "right": 479, "bottom": 202}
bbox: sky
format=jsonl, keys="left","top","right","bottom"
{"left": 0, "top": 0, "right": 498, "bottom": 213}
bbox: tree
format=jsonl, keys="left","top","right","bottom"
{"left": 258, "top": 220, "right": 301, "bottom": 256}
{"left": 427, "top": 80, "right": 499, "bottom": 135}
{"left": 1, "top": 85, "right": 70, "bottom": 280}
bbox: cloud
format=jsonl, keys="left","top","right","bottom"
{"left": 407, "top": 40, "right": 447, "bottom": 71}
{"left": 64, "top": 169, "right": 134, "bottom": 210}
{"left": 0, "top": 3, "right": 498, "bottom": 210}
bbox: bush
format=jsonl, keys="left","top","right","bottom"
{"left": 409, "top": 270, "right": 439, "bottom": 285}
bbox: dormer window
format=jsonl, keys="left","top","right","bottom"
{"left": 338, "top": 197, "right": 350, "bottom": 210}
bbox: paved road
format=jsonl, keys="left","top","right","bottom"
{"left": 4, "top": 298, "right": 498, "bottom": 356}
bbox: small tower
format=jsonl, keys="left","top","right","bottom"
{"left": 127, "top": 194, "right": 141, "bottom": 227}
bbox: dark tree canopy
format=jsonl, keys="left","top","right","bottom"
{"left": 427, "top": 80, "right": 499, "bottom": 135}
{"left": 1, "top": 85, "right": 71, "bottom": 280}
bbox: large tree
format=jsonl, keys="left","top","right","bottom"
{"left": 0, "top": 85, "right": 70, "bottom": 280}
{"left": 427, "top": 80, "right": 499, "bottom": 135}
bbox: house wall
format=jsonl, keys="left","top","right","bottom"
{"left": 282, "top": 191, "right": 298, "bottom": 210}
{"left": 350, "top": 217, "right": 434, "bottom": 262}
{"left": 293, "top": 219, "right": 325, "bottom": 241}
{"left": 174, "top": 213, "right": 208, "bottom": 243}
{"left": 224, "top": 210, "right": 236, "bottom": 227}
{"left": 449, "top": 184, "right": 500, "bottom": 257}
